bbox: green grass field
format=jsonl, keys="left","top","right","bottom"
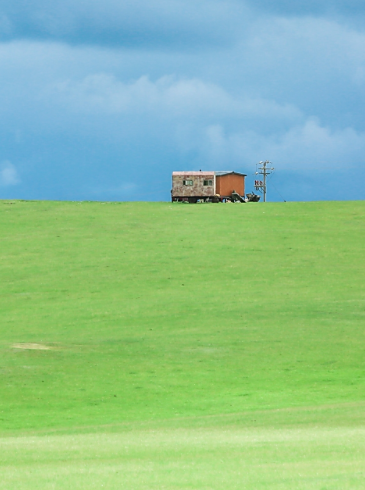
{"left": 1, "top": 199, "right": 365, "bottom": 489}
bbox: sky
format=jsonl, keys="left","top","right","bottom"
{"left": 0, "top": 0, "right": 365, "bottom": 202}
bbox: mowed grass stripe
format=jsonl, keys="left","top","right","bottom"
{"left": 1, "top": 413, "right": 365, "bottom": 489}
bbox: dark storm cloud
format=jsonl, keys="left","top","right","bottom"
{"left": 245, "top": 0, "right": 365, "bottom": 16}
{"left": 0, "top": 0, "right": 362, "bottom": 50}
{"left": 0, "top": 0, "right": 243, "bottom": 48}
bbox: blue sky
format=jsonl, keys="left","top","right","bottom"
{"left": 0, "top": 0, "right": 364, "bottom": 202}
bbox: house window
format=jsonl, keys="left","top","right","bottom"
{"left": 183, "top": 180, "right": 193, "bottom": 186}
{"left": 203, "top": 180, "right": 213, "bottom": 186}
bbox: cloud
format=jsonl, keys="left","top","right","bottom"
{"left": 246, "top": 0, "right": 365, "bottom": 17}
{"left": 0, "top": 3, "right": 365, "bottom": 201}
{"left": 0, "top": 161, "right": 20, "bottom": 186}
{"left": 2, "top": 15, "right": 365, "bottom": 128}
{"left": 0, "top": 0, "right": 362, "bottom": 53}
{"left": 266, "top": 120, "right": 365, "bottom": 169}
{"left": 0, "top": 0, "right": 243, "bottom": 48}
{"left": 204, "top": 119, "right": 365, "bottom": 170}
{"left": 50, "top": 73, "right": 302, "bottom": 123}
{"left": 161, "top": 116, "right": 365, "bottom": 180}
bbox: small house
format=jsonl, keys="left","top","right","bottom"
{"left": 171, "top": 171, "right": 246, "bottom": 202}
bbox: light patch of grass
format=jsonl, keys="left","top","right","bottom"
{"left": 1, "top": 404, "right": 365, "bottom": 489}
{"left": 12, "top": 343, "right": 52, "bottom": 350}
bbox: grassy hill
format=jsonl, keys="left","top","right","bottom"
{"left": 1, "top": 199, "right": 365, "bottom": 489}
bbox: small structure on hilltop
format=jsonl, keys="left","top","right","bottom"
{"left": 171, "top": 170, "right": 259, "bottom": 203}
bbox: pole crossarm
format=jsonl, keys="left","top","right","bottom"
{"left": 255, "top": 160, "right": 274, "bottom": 202}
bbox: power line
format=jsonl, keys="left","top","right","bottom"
{"left": 266, "top": 174, "right": 287, "bottom": 202}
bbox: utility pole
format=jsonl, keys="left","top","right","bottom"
{"left": 255, "top": 161, "right": 275, "bottom": 202}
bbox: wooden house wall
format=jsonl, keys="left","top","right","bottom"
{"left": 216, "top": 174, "right": 245, "bottom": 197}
